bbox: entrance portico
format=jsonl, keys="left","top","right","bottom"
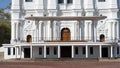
{"left": 12, "top": 42, "right": 116, "bottom": 59}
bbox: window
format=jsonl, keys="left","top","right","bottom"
{"left": 8, "top": 48, "right": 11, "bottom": 55}
{"left": 75, "top": 47, "right": 78, "bottom": 55}
{"left": 54, "top": 47, "right": 57, "bottom": 55}
{"left": 90, "top": 47, "right": 93, "bottom": 55}
{"left": 82, "top": 47, "right": 86, "bottom": 55}
{"left": 58, "top": 0, "right": 64, "bottom": 4}
{"left": 25, "top": 0, "right": 32, "bottom": 2}
{"left": 98, "top": 0, "right": 105, "bottom": 2}
{"left": 47, "top": 47, "right": 50, "bottom": 55}
{"left": 67, "top": 0, "right": 72, "bottom": 4}
{"left": 39, "top": 48, "right": 42, "bottom": 55}
{"left": 117, "top": 47, "right": 119, "bottom": 54}
{"left": 13, "top": 48, "right": 15, "bottom": 55}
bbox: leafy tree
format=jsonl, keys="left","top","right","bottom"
{"left": 0, "top": 3, "right": 11, "bottom": 46}
{"left": 0, "top": 22, "right": 11, "bottom": 47}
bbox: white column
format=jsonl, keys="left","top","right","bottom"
{"left": 16, "top": 23, "right": 19, "bottom": 41}
{"left": 21, "top": 21, "right": 25, "bottom": 41}
{"left": 53, "top": 21, "right": 57, "bottom": 40}
{"left": 116, "top": 21, "right": 119, "bottom": 41}
{"left": 80, "top": 21, "right": 84, "bottom": 40}
{"left": 48, "top": 0, "right": 57, "bottom": 9}
{"left": 35, "top": 0, "right": 43, "bottom": 9}
{"left": 114, "top": 46, "right": 117, "bottom": 58}
{"left": 73, "top": 0, "right": 82, "bottom": 9}
{"left": 38, "top": 22, "right": 40, "bottom": 41}
{"left": 109, "top": 0, "right": 118, "bottom": 8}
{"left": 44, "top": 45, "right": 46, "bottom": 58}
{"left": 86, "top": 45, "right": 88, "bottom": 58}
{"left": 114, "top": 21, "right": 118, "bottom": 41}
{"left": 77, "top": 21, "right": 80, "bottom": 40}
{"left": 11, "top": 0, "right": 20, "bottom": 9}
{"left": 30, "top": 45, "right": 33, "bottom": 58}
{"left": 58, "top": 45, "right": 60, "bottom": 58}
{"left": 92, "top": 20, "right": 97, "bottom": 42}
{"left": 35, "top": 21, "right": 39, "bottom": 42}
{"left": 88, "top": 23, "right": 92, "bottom": 41}
{"left": 15, "top": 46, "right": 17, "bottom": 58}
{"left": 39, "top": 22, "right": 42, "bottom": 40}
{"left": 47, "top": 21, "right": 52, "bottom": 40}
{"left": 111, "top": 22, "right": 114, "bottom": 41}
{"left": 11, "top": 22, "right": 15, "bottom": 43}
{"left": 84, "top": 0, "right": 94, "bottom": 9}
{"left": 64, "top": 0, "right": 67, "bottom": 4}
{"left": 110, "top": 46, "right": 113, "bottom": 58}
{"left": 99, "top": 45, "right": 102, "bottom": 58}
{"left": 51, "top": 21, "right": 54, "bottom": 40}
{"left": 14, "top": 23, "right": 17, "bottom": 41}
{"left": 72, "top": 45, "right": 74, "bottom": 58}
{"left": 41, "top": 22, "right": 44, "bottom": 40}
{"left": 17, "top": 47, "right": 19, "bottom": 58}
{"left": 20, "top": 46, "right": 22, "bottom": 59}
{"left": 112, "top": 22, "right": 115, "bottom": 41}
{"left": 79, "top": 22, "right": 82, "bottom": 40}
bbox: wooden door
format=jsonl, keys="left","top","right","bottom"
{"left": 27, "top": 35, "right": 32, "bottom": 42}
{"left": 61, "top": 28, "right": 70, "bottom": 41}
{"left": 24, "top": 48, "right": 30, "bottom": 58}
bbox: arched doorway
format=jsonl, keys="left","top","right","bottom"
{"left": 100, "top": 34, "right": 105, "bottom": 42}
{"left": 61, "top": 28, "right": 71, "bottom": 41}
{"left": 27, "top": 35, "right": 32, "bottom": 42}
{"left": 61, "top": 28, "right": 71, "bottom": 58}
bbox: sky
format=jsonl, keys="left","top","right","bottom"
{"left": 0, "top": 0, "right": 11, "bottom": 9}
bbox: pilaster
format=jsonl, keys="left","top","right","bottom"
{"left": 86, "top": 45, "right": 88, "bottom": 58}
{"left": 73, "top": 0, "right": 82, "bottom": 9}
{"left": 110, "top": 46, "right": 113, "bottom": 58}
{"left": 109, "top": 0, "right": 118, "bottom": 9}
{"left": 99, "top": 45, "right": 102, "bottom": 58}
{"left": 48, "top": 0, "right": 57, "bottom": 9}
{"left": 12, "top": 0, "right": 20, "bottom": 9}
{"left": 44, "top": 45, "right": 46, "bottom": 58}
{"left": 35, "top": 0, "right": 44, "bottom": 9}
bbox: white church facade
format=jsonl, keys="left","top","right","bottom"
{"left": 2, "top": 0, "right": 120, "bottom": 59}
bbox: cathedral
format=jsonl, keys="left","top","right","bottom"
{"left": 2, "top": 0, "right": 120, "bottom": 59}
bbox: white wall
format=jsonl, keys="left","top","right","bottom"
{"left": 88, "top": 46, "right": 99, "bottom": 58}
{"left": 4, "top": 47, "right": 16, "bottom": 59}
{"left": 0, "top": 47, "right": 4, "bottom": 52}
{"left": 74, "top": 46, "right": 100, "bottom": 58}
{"left": 46, "top": 46, "right": 58, "bottom": 58}
{"left": 74, "top": 46, "right": 86, "bottom": 58}
{"left": 32, "top": 46, "right": 44, "bottom": 58}
{"left": 11, "top": 0, "right": 120, "bottom": 43}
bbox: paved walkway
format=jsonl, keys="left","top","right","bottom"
{"left": 0, "top": 60, "right": 120, "bottom": 68}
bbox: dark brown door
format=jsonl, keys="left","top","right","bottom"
{"left": 102, "top": 47, "right": 108, "bottom": 57}
{"left": 27, "top": 35, "right": 32, "bottom": 42}
{"left": 61, "top": 28, "right": 71, "bottom": 41}
{"left": 61, "top": 46, "right": 71, "bottom": 58}
{"left": 24, "top": 48, "right": 30, "bottom": 58}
